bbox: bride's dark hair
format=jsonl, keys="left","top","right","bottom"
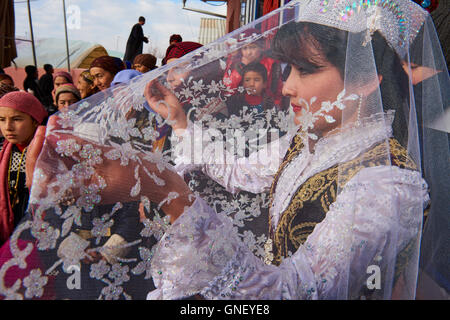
{"left": 269, "top": 21, "right": 410, "bottom": 146}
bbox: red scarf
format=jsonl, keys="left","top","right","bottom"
{"left": 0, "top": 140, "right": 14, "bottom": 244}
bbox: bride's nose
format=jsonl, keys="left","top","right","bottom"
{"left": 282, "top": 72, "right": 296, "bottom": 97}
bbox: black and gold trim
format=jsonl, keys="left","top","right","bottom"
{"left": 269, "top": 138, "right": 418, "bottom": 266}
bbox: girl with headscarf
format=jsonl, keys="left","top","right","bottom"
{"left": 0, "top": 92, "right": 47, "bottom": 245}
{"left": 54, "top": 84, "right": 81, "bottom": 111}
{"left": 76, "top": 70, "right": 98, "bottom": 99}
{"left": 89, "top": 56, "right": 125, "bottom": 91}
{"left": 53, "top": 71, "right": 73, "bottom": 90}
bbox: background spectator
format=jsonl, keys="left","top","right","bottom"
{"left": 123, "top": 16, "right": 149, "bottom": 64}
{"left": 54, "top": 83, "right": 81, "bottom": 111}
{"left": 89, "top": 56, "right": 126, "bottom": 91}
{"left": 133, "top": 54, "right": 157, "bottom": 73}
{"left": 76, "top": 70, "right": 98, "bottom": 99}
{"left": 38, "top": 64, "right": 55, "bottom": 111}
{"left": 23, "top": 65, "right": 44, "bottom": 104}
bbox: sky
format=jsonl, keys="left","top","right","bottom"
{"left": 14, "top": 0, "right": 227, "bottom": 59}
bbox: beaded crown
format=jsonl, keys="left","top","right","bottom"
{"left": 293, "top": 0, "right": 428, "bottom": 57}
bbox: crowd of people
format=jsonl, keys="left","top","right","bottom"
{"left": 0, "top": 29, "right": 184, "bottom": 247}
{"left": 0, "top": 0, "right": 448, "bottom": 301}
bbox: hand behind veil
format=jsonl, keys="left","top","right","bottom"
{"left": 144, "top": 79, "right": 187, "bottom": 133}
{"left": 25, "top": 115, "right": 193, "bottom": 223}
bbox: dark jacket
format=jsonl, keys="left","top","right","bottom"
{"left": 123, "top": 23, "right": 148, "bottom": 63}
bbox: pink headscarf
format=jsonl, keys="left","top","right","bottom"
{"left": 0, "top": 91, "right": 48, "bottom": 124}
{"left": 0, "top": 92, "right": 47, "bottom": 244}
{"left": 53, "top": 71, "right": 73, "bottom": 84}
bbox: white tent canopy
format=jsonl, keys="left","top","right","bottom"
{"left": 13, "top": 37, "right": 120, "bottom": 69}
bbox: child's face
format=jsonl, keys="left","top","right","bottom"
{"left": 57, "top": 92, "right": 79, "bottom": 111}
{"left": 54, "top": 76, "right": 70, "bottom": 89}
{"left": 243, "top": 71, "right": 266, "bottom": 96}
{"left": 241, "top": 44, "right": 262, "bottom": 65}
{"left": 77, "top": 77, "right": 95, "bottom": 99}
{"left": 0, "top": 107, "right": 38, "bottom": 146}
{"left": 133, "top": 63, "right": 150, "bottom": 73}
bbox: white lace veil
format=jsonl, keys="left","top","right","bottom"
{"left": 0, "top": 0, "right": 448, "bottom": 300}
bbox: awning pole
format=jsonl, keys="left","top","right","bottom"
{"left": 26, "top": 0, "right": 37, "bottom": 67}
{"left": 62, "top": 0, "right": 71, "bottom": 71}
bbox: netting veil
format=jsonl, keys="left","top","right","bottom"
{"left": 1, "top": 0, "right": 448, "bottom": 300}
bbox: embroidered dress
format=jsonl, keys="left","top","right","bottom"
{"left": 148, "top": 111, "right": 429, "bottom": 300}
{"left": 7, "top": 145, "right": 29, "bottom": 228}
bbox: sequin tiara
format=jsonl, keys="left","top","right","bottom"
{"left": 292, "top": 0, "right": 428, "bottom": 57}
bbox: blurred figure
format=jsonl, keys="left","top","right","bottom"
{"left": 0, "top": 83, "right": 18, "bottom": 99}
{"left": 123, "top": 16, "right": 149, "bottom": 64}
{"left": 23, "top": 65, "right": 44, "bottom": 104}
{"left": 76, "top": 70, "right": 98, "bottom": 99}
{"left": 164, "top": 41, "right": 203, "bottom": 90}
{"left": 89, "top": 56, "right": 125, "bottom": 91}
{"left": 111, "top": 69, "right": 142, "bottom": 87}
{"left": 54, "top": 83, "right": 81, "bottom": 111}
{"left": 170, "top": 34, "right": 182, "bottom": 45}
{"left": 38, "top": 64, "right": 55, "bottom": 112}
{"left": 0, "top": 74, "right": 14, "bottom": 87}
{"left": 133, "top": 54, "right": 157, "bottom": 73}
{"left": 53, "top": 71, "right": 73, "bottom": 89}
{"left": 223, "top": 28, "right": 284, "bottom": 107}
{"left": 431, "top": 0, "right": 449, "bottom": 71}
{"left": 162, "top": 34, "right": 183, "bottom": 65}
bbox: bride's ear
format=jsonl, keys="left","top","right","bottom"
{"left": 359, "top": 74, "right": 383, "bottom": 97}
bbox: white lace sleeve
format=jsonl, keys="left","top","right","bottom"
{"left": 148, "top": 166, "right": 428, "bottom": 300}
{"left": 172, "top": 120, "right": 293, "bottom": 194}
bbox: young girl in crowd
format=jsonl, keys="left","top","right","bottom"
{"left": 54, "top": 83, "right": 81, "bottom": 111}
{"left": 76, "top": 70, "right": 98, "bottom": 99}
{"left": 0, "top": 92, "right": 47, "bottom": 246}
{"left": 53, "top": 71, "right": 73, "bottom": 90}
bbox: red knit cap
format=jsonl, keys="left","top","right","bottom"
{"left": 165, "top": 42, "right": 203, "bottom": 62}
{"left": 0, "top": 91, "right": 48, "bottom": 124}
